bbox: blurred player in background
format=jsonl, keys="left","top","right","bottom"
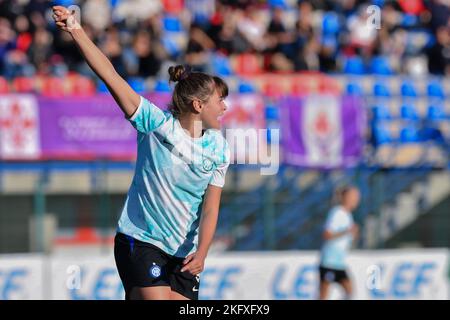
{"left": 318, "top": 185, "right": 360, "bottom": 300}
{"left": 52, "top": 6, "right": 230, "bottom": 301}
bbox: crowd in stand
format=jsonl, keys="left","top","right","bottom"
{"left": 0, "top": 0, "right": 449, "bottom": 84}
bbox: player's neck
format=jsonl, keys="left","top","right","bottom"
{"left": 178, "top": 114, "right": 204, "bottom": 138}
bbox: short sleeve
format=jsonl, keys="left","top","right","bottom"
{"left": 324, "top": 208, "right": 346, "bottom": 233}
{"left": 209, "top": 138, "right": 230, "bottom": 188}
{"left": 128, "top": 96, "right": 169, "bottom": 134}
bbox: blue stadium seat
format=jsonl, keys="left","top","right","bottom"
{"left": 346, "top": 82, "right": 363, "bottom": 95}
{"left": 401, "top": 14, "right": 419, "bottom": 27}
{"left": 427, "top": 105, "right": 446, "bottom": 121}
{"left": 128, "top": 77, "right": 146, "bottom": 93}
{"left": 373, "top": 125, "right": 392, "bottom": 145}
{"left": 162, "top": 37, "right": 181, "bottom": 57}
{"left": 97, "top": 81, "right": 110, "bottom": 93}
{"left": 154, "top": 80, "right": 171, "bottom": 93}
{"left": 238, "top": 81, "right": 256, "bottom": 93}
{"left": 344, "top": 57, "right": 365, "bottom": 75}
{"left": 269, "top": 0, "right": 287, "bottom": 8}
{"left": 212, "top": 54, "right": 233, "bottom": 76}
{"left": 322, "top": 12, "right": 340, "bottom": 35}
{"left": 427, "top": 81, "right": 445, "bottom": 99}
{"left": 163, "top": 15, "right": 182, "bottom": 32}
{"left": 373, "top": 82, "right": 391, "bottom": 97}
{"left": 401, "top": 82, "right": 417, "bottom": 97}
{"left": 400, "top": 126, "right": 420, "bottom": 142}
{"left": 401, "top": 104, "right": 419, "bottom": 120}
{"left": 372, "top": 105, "right": 391, "bottom": 120}
{"left": 372, "top": 0, "right": 385, "bottom": 6}
{"left": 265, "top": 104, "right": 279, "bottom": 121}
{"left": 53, "top": 0, "right": 74, "bottom": 6}
{"left": 370, "top": 56, "right": 392, "bottom": 75}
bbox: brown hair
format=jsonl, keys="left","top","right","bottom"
{"left": 168, "top": 65, "right": 228, "bottom": 117}
{"left": 333, "top": 185, "right": 357, "bottom": 205}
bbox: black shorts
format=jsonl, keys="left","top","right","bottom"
{"left": 319, "top": 266, "right": 349, "bottom": 283}
{"left": 114, "top": 232, "right": 200, "bottom": 300}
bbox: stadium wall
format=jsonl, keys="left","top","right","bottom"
{"left": 0, "top": 249, "right": 448, "bottom": 300}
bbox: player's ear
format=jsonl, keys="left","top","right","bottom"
{"left": 192, "top": 99, "right": 203, "bottom": 113}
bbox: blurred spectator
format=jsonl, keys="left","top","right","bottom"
{"left": 235, "top": 5, "right": 267, "bottom": 52}
{"left": 0, "top": 0, "right": 449, "bottom": 82}
{"left": 28, "top": 27, "right": 53, "bottom": 75}
{"left": 82, "top": 0, "right": 112, "bottom": 32}
{"left": 185, "top": 23, "right": 215, "bottom": 72}
{"left": 99, "top": 26, "right": 126, "bottom": 77}
{"left": 0, "top": 17, "right": 15, "bottom": 76}
{"left": 265, "top": 6, "right": 295, "bottom": 71}
{"left": 427, "top": 26, "right": 450, "bottom": 75}
{"left": 345, "top": 4, "right": 378, "bottom": 58}
{"left": 124, "top": 29, "right": 163, "bottom": 78}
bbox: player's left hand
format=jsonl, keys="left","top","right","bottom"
{"left": 181, "top": 252, "right": 205, "bottom": 275}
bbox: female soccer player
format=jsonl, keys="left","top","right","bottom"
{"left": 319, "top": 185, "right": 360, "bottom": 300}
{"left": 52, "top": 6, "right": 230, "bottom": 300}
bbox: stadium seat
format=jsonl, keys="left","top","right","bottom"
{"left": 373, "top": 82, "right": 391, "bottom": 97}
{"left": 154, "top": 80, "right": 172, "bottom": 93}
{"left": 322, "top": 12, "right": 340, "bottom": 35}
{"left": 427, "top": 105, "right": 446, "bottom": 121}
{"left": 372, "top": 0, "right": 385, "bottom": 7}
{"left": 372, "top": 105, "right": 391, "bottom": 120}
{"left": 400, "top": 125, "right": 420, "bottom": 142}
{"left": 427, "top": 81, "right": 445, "bottom": 99}
{"left": 401, "top": 104, "right": 419, "bottom": 120}
{"left": 319, "top": 78, "right": 341, "bottom": 94}
{"left": 42, "top": 77, "right": 65, "bottom": 97}
{"left": 370, "top": 56, "right": 393, "bottom": 75}
{"left": 263, "top": 81, "right": 283, "bottom": 98}
{"left": 163, "top": 15, "right": 183, "bottom": 32}
{"left": 162, "top": 0, "right": 184, "bottom": 14}
{"left": 290, "top": 80, "right": 310, "bottom": 96}
{"left": 70, "top": 76, "right": 95, "bottom": 96}
{"left": 269, "top": 0, "right": 287, "bottom": 7}
{"left": 346, "top": 82, "right": 363, "bottom": 95}
{"left": 238, "top": 81, "right": 256, "bottom": 93}
{"left": 0, "top": 76, "right": 9, "bottom": 93}
{"left": 373, "top": 124, "right": 393, "bottom": 145}
{"left": 401, "top": 81, "right": 417, "bottom": 97}
{"left": 128, "top": 77, "right": 146, "bottom": 93}
{"left": 343, "top": 56, "right": 365, "bottom": 75}
{"left": 265, "top": 104, "right": 279, "bottom": 121}
{"left": 97, "top": 81, "right": 110, "bottom": 93}
{"left": 401, "top": 14, "right": 419, "bottom": 27}
{"left": 234, "top": 53, "right": 263, "bottom": 75}
{"left": 12, "top": 77, "right": 35, "bottom": 93}
{"left": 161, "top": 36, "right": 181, "bottom": 57}
{"left": 211, "top": 54, "right": 233, "bottom": 76}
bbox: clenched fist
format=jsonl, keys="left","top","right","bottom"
{"left": 52, "top": 5, "right": 81, "bottom": 32}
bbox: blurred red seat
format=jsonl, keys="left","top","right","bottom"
{"left": 163, "top": 0, "right": 184, "bottom": 13}
{"left": 263, "top": 81, "right": 283, "bottom": 98}
{"left": 291, "top": 80, "right": 310, "bottom": 96}
{"left": 234, "top": 53, "right": 263, "bottom": 75}
{"left": 12, "top": 77, "right": 35, "bottom": 93}
{"left": 69, "top": 75, "right": 96, "bottom": 96}
{"left": 41, "top": 76, "right": 65, "bottom": 97}
{"left": 0, "top": 77, "right": 9, "bottom": 93}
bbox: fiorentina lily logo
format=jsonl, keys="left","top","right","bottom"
{"left": 0, "top": 96, "right": 40, "bottom": 159}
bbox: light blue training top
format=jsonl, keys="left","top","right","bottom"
{"left": 320, "top": 205, "right": 355, "bottom": 270}
{"left": 117, "top": 96, "right": 230, "bottom": 257}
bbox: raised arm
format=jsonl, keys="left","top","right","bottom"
{"left": 52, "top": 6, "right": 140, "bottom": 117}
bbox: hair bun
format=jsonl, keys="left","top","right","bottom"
{"left": 168, "top": 65, "right": 191, "bottom": 82}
